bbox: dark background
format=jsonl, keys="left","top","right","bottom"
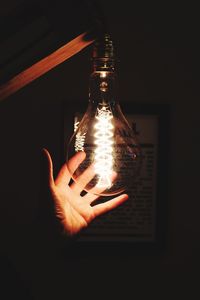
{"left": 0, "top": 1, "right": 200, "bottom": 299}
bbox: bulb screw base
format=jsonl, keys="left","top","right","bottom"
{"left": 93, "top": 33, "right": 115, "bottom": 59}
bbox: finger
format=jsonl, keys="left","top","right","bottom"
{"left": 55, "top": 151, "right": 86, "bottom": 186}
{"left": 83, "top": 192, "right": 100, "bottom": 204}
{"left": 93, "top": 194, "right": 128, "bottom": 217}
{"left": 83, "top": 182, "right": 112, "bottom": 204}
{"left": 84, "top": 172, "right": 118, "bottom": 204}
{"left": 42, "top": 148, "right": 54, "bottom": 187}
{"left": 70, "top": 164, "right": 95, "bottom": 194}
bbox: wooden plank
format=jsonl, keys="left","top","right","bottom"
{"left": 0, "top": 32, "right": 94, "bottom": 101}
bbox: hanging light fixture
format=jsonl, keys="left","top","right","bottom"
{"left": 67, "top": 34, "right": 142, "bottom": 196}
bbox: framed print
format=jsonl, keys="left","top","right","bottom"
{"left": 63, "top": 103, "right": 170, "bottom": 255}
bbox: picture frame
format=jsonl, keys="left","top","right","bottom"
{"left": 63, "top": 102, "right": 170, "bottom": 256}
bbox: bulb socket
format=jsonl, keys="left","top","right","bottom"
{"left": 93, "top": 33, "right": 115, "bottom": 59}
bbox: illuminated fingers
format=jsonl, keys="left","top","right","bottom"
{"left": 55, "top": 151, "right": 86, "bottom": 186}
{"left": 84, "top": 172, "right": 117, "bottom": 204}
{"left": 83, "top": 189, "right": 103, "bottom": 204}
{"left": 70, "top": 164, "right": 95, "bottom": 194}
{"left": 42, "top": 148, "right": 54, "bottom": 187}
{"left": 92, "top": 194, "right": 128, "bottom": 217}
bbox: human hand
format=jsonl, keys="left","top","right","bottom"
{"left": 43, "top": 148, "right": 128, "bottom": 236}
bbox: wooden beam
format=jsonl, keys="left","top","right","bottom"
{"left": 0, "top": 32, "right": 94, "bottom": 101}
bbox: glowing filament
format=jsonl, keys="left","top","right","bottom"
{"left": 94, "top": 106, "right": 114, "bottom": 188}
{"left": 75, "top": 132, "right": 86, "bottom": 152}
{"left": 74, "top": 118, "right": 86, "bottom": 152}
{"left": 74, "top": 120, "right": 80, "bottom": 132}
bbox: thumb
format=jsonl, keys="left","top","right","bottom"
{"left": 42, "top": 148, "right": 55, "bottom": 188}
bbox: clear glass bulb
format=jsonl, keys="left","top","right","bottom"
{"left": 67, "top": 34, "right": 142, "bottom": 196}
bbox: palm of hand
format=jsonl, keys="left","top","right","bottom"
{"left": 43, "top": 149, "right": 128, "bottom": 236}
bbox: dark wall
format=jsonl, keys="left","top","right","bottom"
{"left": 0, "top": 1, "right": 200, "bottom": 299}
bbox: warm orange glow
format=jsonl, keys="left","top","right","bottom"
{"left": 0, "top": 32, "right": 94, "bottom": 102}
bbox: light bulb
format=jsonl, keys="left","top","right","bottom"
{"left": 67, "top": 34, "right": 142, "bottom": 196}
